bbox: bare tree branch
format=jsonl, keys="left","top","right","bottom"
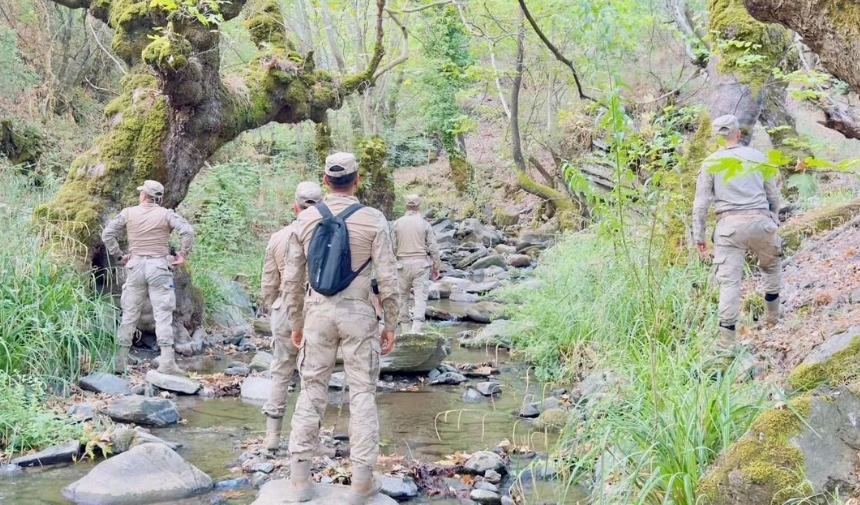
{"left": 517, "top": 0, "right": 592, "bottom": 101}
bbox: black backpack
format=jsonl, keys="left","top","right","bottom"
{"left": 307, "top": 203, "right": 371, "bottom": 296}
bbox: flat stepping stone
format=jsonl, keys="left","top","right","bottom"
{"left": 252, "top": 480, "right": 397, "bottom": 505}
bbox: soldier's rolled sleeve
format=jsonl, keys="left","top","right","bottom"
{"left": 283, "top": 230, "right": 307, "bottom": 330}
{"left": 168, "top": 211, "right": 196, "bottom": 257}
{"left": 261, "top": 240, "right": 280, "bottom": 307}
{"left": 426, "top": 223, "right": 442, "bottom": 272}
{"left": 764, "top": 176, "right": 781, "bottom": 219}
{"left": 101, "top": 212, "right": 127, "bottom": 257}
{"left": 692, "top": 167, "right": 714, "bottom": 245}
{"left": 372, "top": 217, "right": 400, "bottom": 331}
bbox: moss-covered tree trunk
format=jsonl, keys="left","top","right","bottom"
{"left": 356, "top": 136, "right": 395, "bottom": 218}
{"left": 37, "top": 0, "right": 389, "bottom": 259}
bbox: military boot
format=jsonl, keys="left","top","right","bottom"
{"left": 346, "top": 465, "right": 381, "bottom": 505}
{"left": 156, "top": 347, "right": 185, "bottom": 376}
{"left": 263, "top": 416, "right": 283, "bottom": 452}
{"left": 765, "top": 296, "right": 780, "bottom": 327}
{"left": 288, "top": 455, "right": 313, "bottom": 502}
{"left": 399, "top": 322, "right": 410, "bottom": 334}
{"left": 114, "top": 345, "right": 131, "bottom": 375}
{"left": 410, "top": 321, "right": 424, "bottom": 334}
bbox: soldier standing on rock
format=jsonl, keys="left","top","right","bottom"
{"left": 259, "top": 181, "right": 323, "bottom": 452}
{"left": 282, "top": 152, "right": 399, "bottom": 503}
{"left": 693, "top": 114, "right": 782, "bottom": 353}
{"left": 101, "top": 180, "right": 195, "bottom": 376}
{"left": 392, "top": 194, "right": 441, "bottom": 334}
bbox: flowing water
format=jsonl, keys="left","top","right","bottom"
{"left": 0, "top": 300, "right": 586, "bottom": 504}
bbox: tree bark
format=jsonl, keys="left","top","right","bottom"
{"left": 743, "top": 0, "right": 860, "bottom": 94}
{"left": 35, "top": 0, "right": 391, "bottom": 260}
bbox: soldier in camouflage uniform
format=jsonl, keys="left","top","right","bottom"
{"left": 259, "top": 181, "right": 323, "bottom": 452}
{"left": 102, "top": 180, "right": 195, "bottom": 376}
{"left": 283, "top": 153, "right": 399, "bottom": 503}
{"left": 392, "top": 194, "right": 441, "bottom": 334}
{"left": 692, "top": 115, "right": 782, "bottom": 349}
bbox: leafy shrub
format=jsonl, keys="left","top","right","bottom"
{"left": 0, "top": 371, "right": 83, "bottom": 457}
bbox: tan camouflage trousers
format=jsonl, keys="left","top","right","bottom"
{"left": 397, "top": 258, "right": 431, "bottom": 324}
{"left": 289, "top": 292, "right": 381, "bottom": 468}
{"left": 262, "top": 298, "right": 299, "bottom": 418}
{"left": 117, "top": 257, "right": 176, "bottom": 348}
{"left": 713, "top": 215, "right": 782, "bottom": 327}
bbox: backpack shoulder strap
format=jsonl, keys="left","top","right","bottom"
{"left": 316, "top": 203, "right": 332, "bottom": 219}
{"left": 336, "top": 203, "right": 365, "bottom": 221}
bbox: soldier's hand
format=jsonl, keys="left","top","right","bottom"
{"left": 291, "top": 329, "right": 304, "bottom": 348}
{"left": 172, "top": 254, "right": 186, "bottom": 266}
{"left": 120, "top": 254, "right": 130, "bottom": 266}
{"left": 380, "top": 330, "right": 395, "bottom": 356}
{"left": 431, "top": 270, "right": 439, "bottom": 281}
{"left": 696, "top": 242, "right": 708, "bottom": 259}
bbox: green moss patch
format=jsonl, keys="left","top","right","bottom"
{"left": 789, "top": 334, "right": 860, "bottom": 391}
{"left": 780, "top": 199, "right": 860, "bottom": 255}
{"left": 699, "top": 396, "right": 812, "bottom": 504}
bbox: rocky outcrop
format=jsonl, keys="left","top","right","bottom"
{"left": 788, "top": 326, "right": 860, "bottom": 391}
{"left": 700, "top": 387, "right": 860, "bottom": 504}
{"left": 465, "top": 301, "right": 505, "bottom": 323}
{"left": 252, "top": 480, "right": 398, "bottom": 504}
{"left": 63, "top": 443, "right": 212, "bottom": 504}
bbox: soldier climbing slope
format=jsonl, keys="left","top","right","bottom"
{"left": 259, "top": 181, "right": 323, "bottom": 452}
{"left": 391, "top": 194, "right": 441, "bottom": 334}
{"left": 101, "top": 180, "right": 195, "bottom": 376}
{"left": 693, "top": 114, "right": 782, "bottom": 354}
{"left": 282, "top": 152, "right": 399, "bottom": 503}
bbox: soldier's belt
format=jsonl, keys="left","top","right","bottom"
{"left": 716, "top": 209, "right": 772, "bottom": 221}
{"left": 308, "top": 287, "right": 372, "bottom": 302}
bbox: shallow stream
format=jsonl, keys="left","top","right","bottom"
{"left": 0, "top": 300, "right": 584, "bottom": 504}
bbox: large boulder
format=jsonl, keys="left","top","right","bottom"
{"left": 788, "top": 326, "right": 860, "bottom": 391}
{"left": 491, "top": 206, "right": 520, "bottom": 228}
{"left": 241, "top": 377, "right": 274, "bottom": 401}
{"left": 505, "top": 254, "right": 532, "bottom": 268}
{"left": 464, "top": 451, "right": 506, "bottom": 475}
{"left": 252, "top": 479, "right": 397, "bottom": 504}
{"left": 207, "top": 276, "right": 253, "bottom": 330}
{"left": 79, "top": 373, "right": 131, "bottom": 396}
{"left": 456, "top": 248, "right": 489, "bottom": 270}
{"left": 465, "top": 301, "right": 506, "bottom": 324}
{"left": 102, "top": 396, "right": 181, "bottom": 426}
{"left": 432, "top": 218, "right": 457, "bottom": 234}
{"left": 335, "top": 334, "right": 450, "bottom": 374}
{"left": 700, "top": 386, "right": 860, "bottom": 504}
{"left": 470, "top": 255, "right": 506, "bottom": 271}
{"left": 62, "top": 443, "right": 212, "bottom": 504}
{"left": 249, "top": 351, "right": 274, "bottom": 372}
{"left": 457, "top": 219, "right": 505, "bottom": 247}
{"left": 144, "top": 370, "right": 201, "bottom": 395}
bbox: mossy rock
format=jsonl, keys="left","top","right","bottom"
{"left": 491, "top": 206, "right": 519, "bottom": 228}
{"left": 780, "top": 199, "right": 860, "bottom": 255}
{"left": 700, "top": 387, "right": 860, "bottom": 504}
{"left": 788, "top": 326, "right": 860, "bottom": 391}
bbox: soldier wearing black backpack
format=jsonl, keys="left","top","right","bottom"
{"left": 280, "top": 152, "right": 399, "bottom": 503}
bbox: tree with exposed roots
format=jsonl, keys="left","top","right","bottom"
{"left": 35, "top": 0, "right": 394, "bottom": 266}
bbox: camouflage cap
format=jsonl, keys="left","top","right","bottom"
{"left": 405, "top": 194, "right": 421, "bottom": 207}
{"left": 712, "top": 115, "right": 740, "bottom": 137}
{"left": 324, "top": 152, "right": 358, "bottom": 178}
{"left": 136, "top": 180, "right": 164, "bottom": 197}
{"left": 295, "top": 181, "right": 323, "bottom": 207}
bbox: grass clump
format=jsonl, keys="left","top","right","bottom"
{"left": 506, "top": 232, "right": 769, "bottom": 504}
{"left": 0, "top": 164, "right": 116, "bottom": 379}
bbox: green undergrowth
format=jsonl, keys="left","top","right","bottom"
{"left": 505, "top": 232, "right": 770, "bottom": 504}
{"left": 0, "top": 371, "right": 83, "bottom": 458}
{"left": 0, "top": 165, "right": 116, "bottom": 380}
{"left": 180, "top": 158, "right": 303, "bottom": 314}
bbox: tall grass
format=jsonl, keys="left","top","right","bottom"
{"left": 0, "top": 164, "right": 116, "bottom": 379}
{"left": 508, "top": 233, "right": 769, "bottom": 504}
